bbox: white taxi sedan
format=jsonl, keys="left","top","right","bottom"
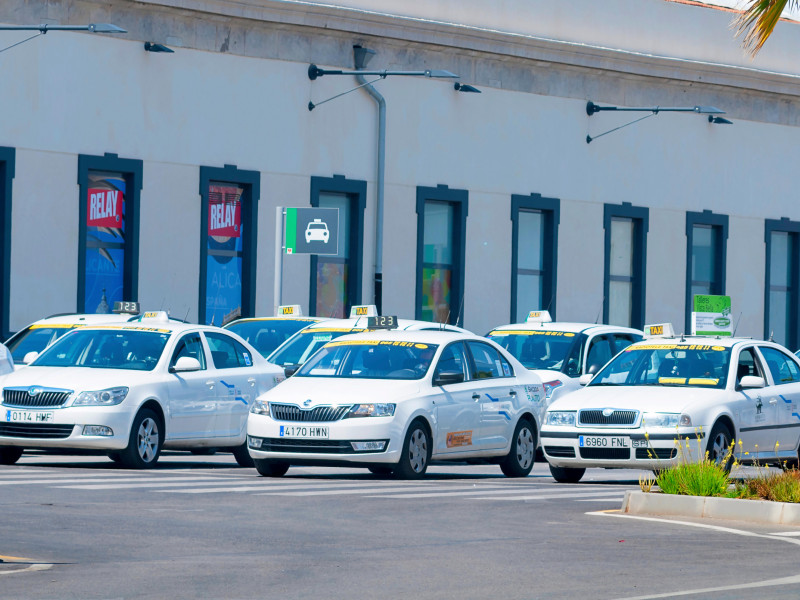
{"left": 247, "top": 330, "right": 546, "bottom": 478}
{"left": 487, "top": 311, "right": 642, "bottom": 403}
{"left": 541, "top": 330, "right": 800, "bottom": 482}
{"left": 0, "top": 313, "right": 284, "bottom": 468}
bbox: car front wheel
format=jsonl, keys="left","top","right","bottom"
{"left": 254, "top": 459, "right": 289, "bottom": 477}
{"left": 393, "top": 420, "right": 430, "bottom": 480}
{"left": 706, "top": 422, "right": 733, "bottom": 471}
{"left": 118, "top": 409, "right": 163, "bottom": 469}
{"left": 549, "top": 464, "right": 585, "bottom": 483}
{"left": 0, "top": 446, "right": 23, "bottom": 465}
{"left": 232, "top": 442, "right": 255, "bottom": 468}
{"left": 500, "top": 419, "right": 536, "bottom": 477}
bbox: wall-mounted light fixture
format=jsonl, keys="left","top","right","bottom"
{"left": 0, "top": 22, "right": 126, "bottom": 55}
{"left": 585, "top": 101, "right": 728, "bottom": 143}
{"left": 454, "top": 82, "right": 481, "bottom": 93}
{"left": 144, "top": 42, "right": 174, "bottom": 53}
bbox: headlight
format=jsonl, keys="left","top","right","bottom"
{"left": 72, "top": 387, "right": 128, "bottom": 406}
{"left": 545, "top": 411, "right": 575, "bottom": 426}
{"left": 345, "top": 403, "right": 396, "bottom": 418}
{"left": 543, "top": 380, "right": 563, "bottom": 400}
{"left": 250, "top": 399, "right": 270, "bottom": 415}
{"left": 642, "top": 412, "right": 681, "bottom": 428}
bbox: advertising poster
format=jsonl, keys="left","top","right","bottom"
{"left": 206, "top": 183, "right": 244, "bottom": 326}
{"left": 421, "top": 267, "right": 452, "bottom": 324}
{"left": 315, "top": 261, "right": 348, "bottom": 318}
{"left": 692, "top": 294, "right": 732, "bottom": 336}
{"left": 85, "top": 172, "right": 126, "bottom": 313}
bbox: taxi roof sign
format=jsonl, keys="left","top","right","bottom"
{"left": 137, "top": 311, "right": 170, "bottom": 323}
{"left": 112, "top": 301, "right": 140, "bottom": 315}
{"left": 277, "top": 305, "right": 303, "bottom": 317}
{"left": 644, "top": 323, "right": 675, "bottom": 338}
{"left": 349, "top": 305, "right": 378, "bottom": 318}
{"left": 526, "top": 310, "right": 552, "bottom": 324}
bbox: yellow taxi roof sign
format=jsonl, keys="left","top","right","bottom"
{"left": 349, "top": 305, "right": 378, "bottom": 318}
{"left": 277, "top": 305, "right": 303, "bottom": 317}
{"left": 526, "top": 310, "right": 552, "bottom": 324}
{"left": 138, "top": 311, "right": 170, "bottom": 323}
{"left": 644, "top": 323, "right": 675, "bottom": 338}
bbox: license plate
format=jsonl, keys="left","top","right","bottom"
{"left": 279, "top": 425, "right": 329, "bottom": 439}
{"left": 5, "top": 410, "right": 55, "bottom": 423}
{"left": 579, "top": 435, "right": 629, "bottom": 448}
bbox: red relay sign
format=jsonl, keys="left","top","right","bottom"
{"left": 208, "top": 185, "right": 242, "bottom": 238}
{"left": 87, "top": 188, "right": 123, "bottom": 228}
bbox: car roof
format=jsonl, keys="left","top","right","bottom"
{"left": 628, "top": 335, "right": 766, "bottom": 349}
{"left": 327, "top": 328, "right": 483, "bottom": 345}
{"left": 225, "top": 317, "right": 322, "bottom": 326}
{"left": 24, "top": 313, "right": 134, "bottom": 327}
{"left": 300, "top": 317, "right": 470, "bottom": 333}
{"left": 488, "top": 321, "right": 642, "bottom": 335}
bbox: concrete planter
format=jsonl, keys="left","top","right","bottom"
{"left": 621, "top": 490, "right": 800, "bottom": 525}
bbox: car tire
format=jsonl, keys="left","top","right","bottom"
{"left": 368, "top": 466, "right": 394, "bottom": 477}
{"left": 190, "top": 448, "right": 218, "bottom": 456}
{"left": 706, "top": 422, "right": 733, "bottom": 471}
{"left": 500, "top": 418, "right": 536, "bottom": 477}
{"left": 393, "top": 420, "right": 431, "bottom": 480}
{"left": 254, "top": 458, "right": 289, "bottom": 477}
{"left": 549, "top": 464, "right": 585, "bottom": 483}
{"left": 108, "top": 451, "right": 124, "bottom": 464}
{"left": 232, "top": 442, "right": 255, "bottom": 468}
{"left": 118, "top": 408, "right": 163, "bottom": 469}
{"left": 0, "top": 446, "right": 23, "bottom": 465}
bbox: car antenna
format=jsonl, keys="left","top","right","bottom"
{"left": 732, "top": 312, "right": 743, "bottom": 337}
{"left": 454, "top": 288, "right": 466, "bottom": 328}
{"left": 594, "top": 297, "right": 604, "bottom": 324}
{"left": 183, "top": 307, "right": 191, "bottom": 322}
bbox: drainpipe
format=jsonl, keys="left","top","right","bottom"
{"left": 353, "top": 45, "right": 385, "bottom": 313}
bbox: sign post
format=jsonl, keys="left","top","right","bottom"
{"left": 692, "top": 294, "right": 732, "bottom": 336}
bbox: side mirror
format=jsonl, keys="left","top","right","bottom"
{"left": 740, "top": 375, "right": 765, "bottom": 389}
{"left": 284, "top": 364, "right": 300, "bottom": 378}
{"left": 587, "top": 364, "right": 601, "bottom": 375}
{"left": 579, "top": 373, "right": 594, "bottom": 386}
{"left": 170, "top": 356, "right": 202, "bottom": 373}
{"left": 433, "top": 371, "right": 464, "bottom": 386}
{"left": 23, "top": 351, "right": 39, "bottom": 365}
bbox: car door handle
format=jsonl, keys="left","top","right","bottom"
{"left": 509, "top": 389, "right": 517, "bottom": 396}
{"left": 472, "top": 393, "right": 481, "bottom": 401}
{"left": 205, "top": 380, "right": 215, "bottom": 389}
{"left": 248, "top": 377, "right": 257, "bottom": 386}
{"left": 769, "top": 398, "right": 778, "bottom": 404}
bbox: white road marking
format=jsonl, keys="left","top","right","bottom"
{"left": 160, "top": 481, "right": 434, "bottom": 494}
{"left": 770, "top": 531, "right": 800, "bottom": 537}
{"left": 0, "top": 564, "right": 53, "bottom": 577}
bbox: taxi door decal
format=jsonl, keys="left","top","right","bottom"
{"left": 220, "top": 380, "right": 248, "bottom": 405}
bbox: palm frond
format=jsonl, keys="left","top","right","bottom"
{"left": 734, "top": 0, "right": 798, "bottom": 56}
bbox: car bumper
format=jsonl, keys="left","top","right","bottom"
{"left": 0, "top": 405, "right": 135, "bottom": 450}
{"left": 541, "top": 427, "right": 702, "bottom": 470}
{"left": 247, "top": 415, "right": 404, "bottom": 465}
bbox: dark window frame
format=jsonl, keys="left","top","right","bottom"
{"left": 0, "top": 147, "right": 14, "bottom": 339}
{"left": 603, "top": 202, "right": 649, "bottom": 329}
{"left": 77, "top": 153, "right": 143, "bottom": 314}
{"left": 764, "top": 218, "right": 800, "bottom": 348}
{"left": 510, "top": 193, "right": 560, "bottom": 322}
{"left": 685, "top": 210, "right": 729, "bottom": 333}
{"left": 199, "top": 164, "right": 260, "bottom": 324}
{"left": 309, "top": 174, "right": 366, "bottom": 317}
{"left": 415, "top": 184, "right": 468, "bottom": 325}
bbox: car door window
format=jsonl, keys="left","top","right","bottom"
{"left": 758, "top": 346, "right": 800, "bottom": 386}
{"left": 467, "top": 341, "right": 507, "bottom": 380}
{"left": 586, "top": 335, "right": 613, "bottom": 373}
{"left": 434, "top": 342, "right": 468, "bottom": 380}
{"left": 205, "top": 332, "right": 253, "bottom": 369}
{"left": 612, "top": 334, "right": 639, "bottom": 354}
{"left": 170, "top": 333, "right": 206, "bottom": 370}
{"left": 736, "top": 347, "right": 765, "bottom": 384}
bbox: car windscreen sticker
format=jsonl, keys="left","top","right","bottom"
{"left": 325, "top": 340, "right": 431, "bottom": 349}
{"left": 30, "top": 324, "right": 83, "bottom": 329}
{"left": 628, "top": 344, "right": 723, "bottom": 351}
{"left": 243, "top": 352, "right": 252, "bottom": 366}
{"left": 306, "top": 328, "right": 367, "bottom": 334}
{"left": 502, "top": 362, "right": 511, "bottom": 376}
{"left": 657, "top": 376, "right": 720, "bottom": 386}
{"left": 313, "top": 334, "right": 333, "bottom": 342}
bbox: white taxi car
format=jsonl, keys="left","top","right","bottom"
{"left": 247, "top": 328, "right": 546, "bottom": 478}
{"left": 486, "top": 311, "right": 642, "bottom": 402}
{"left": 541, "top": 324, "right": 800, "bottom": 482}
{"left": 267, "top": 305, "right": 468, "bottom": 375}
{"left": 224, "top": 305, "right": 323, "bottom": 358}
{"left": 0, "top": 313, "right": 284, "bottom": 468}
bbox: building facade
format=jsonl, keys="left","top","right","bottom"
{"left": 1, "top": 0, "right": 799, "bottom": 346}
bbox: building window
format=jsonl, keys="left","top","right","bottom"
{"left": 511, "top": 193, "right": 559, "bottom": 323}
{"left": 604, "top": 203, "right": 648, "bottom": 329}
{"left": 78, "top": 153, "right": 142, "bottom": 314}
{"left": 416, "top": 185, "right": 468, "bottom": 325}
{"left": 310, "top": 175, "right": 366, "bottom": 318}
{"left": 0, "top": 147, "right": 15, "bottom": 338}
{"left": 685, "top": 210, "right": 728, "bottom": 332}
{"left": 765, "top": 218, "right": 800, "bottom": 349}
{"left": 199, "top": 165, "right": 260, "bottom": 326}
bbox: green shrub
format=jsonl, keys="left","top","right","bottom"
{"left": 656, "top": 460, "right": 729, "bottom": 497}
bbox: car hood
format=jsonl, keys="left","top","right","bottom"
{"left": 258, "top": 376, "right": 422, "bottom": 407}
{"left": 0, "top": 366, "right": 155, "bottom": 392}
{"left": 547, "top": 384, "right": 727, "bottom": 413}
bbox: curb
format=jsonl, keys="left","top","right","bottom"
{"left": 621, "top": 490, "right": 800, "bottom": 526}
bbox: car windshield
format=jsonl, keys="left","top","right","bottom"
{"left": 5, "top": 326, "right": 78, "bottom": 362}
{"left": 32, "top": 328, "right": 171, "bottom": 371}
{"left": 588, "top": 343, "right": 732, "bottom": 389}
{"left": 309, "top": 223, "right": 326, "bottom": 229}
{"left": 267, "top": 327, "right": 367, "bottom": 366}
{"left": 488, "top": 330, "right": 583, "bottom": 373}
{"left": 296, "top": 340, "right": 439, "bottom": 380}
{"left": 225, "top": 319, "right": 316, "bottom": 358}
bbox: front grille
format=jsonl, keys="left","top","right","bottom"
{"left": 579, "top": 447, "right": 630, "bottom": 460}
{"left": 3, "top": 388, "right": 72, "bottom": 408}
{"left": 258, "top": 437, "right": 368, "bottom": 454}
{"left": 0, "top": 423, "right": 75, "bottom": 439}
{"left": 578, "top": 409, "right": 638, "bottom": 426}
{"left": 270, "top": 403, "right": 352, "bottom": 422}
{"left": 636, "top": 447, "right": 677, "bottom": 460}
{"left": 544, "top": 446, "right": 576, "bottom": 458}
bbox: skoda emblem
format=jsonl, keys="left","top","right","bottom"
{"left": 28, "top": 387, "right": 42, "bottom": 397}
{"left": 602, "top": 408, "right": 614, "bottom": 417}
{"left": 303, "top": 399, "right": 312, "bottom": 407}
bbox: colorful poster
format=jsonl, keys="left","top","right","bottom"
{"left": 692, "top": 294, "right": 732, "bottom": 336}
{"left": 87, "top": 188, "right": 123, "bottom": 228}
{"left": 315, "top": 261, "right": 347, "bottom": 318}
{"left": 85, "top": 173, "right": 126, "bottom": 313}
{"left": 421, "top": 267, "right": 451, "bottom": 324}
{"left": 208, "top": 185, "right": 241, "bottom": 238}
{"left": 205, "top": 183, "right": 244, "bottom": 325}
